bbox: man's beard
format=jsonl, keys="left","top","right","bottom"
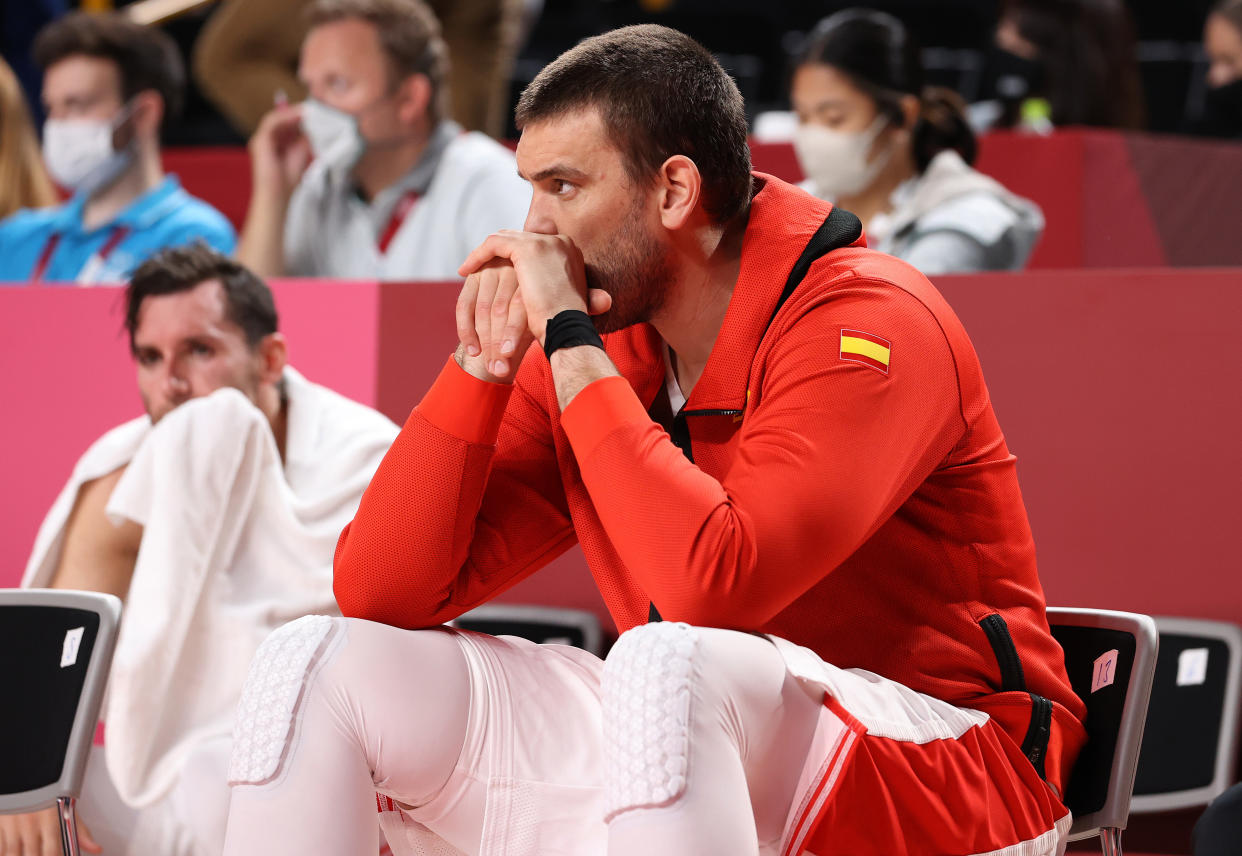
{"left": 583, "top": 210, "right": 674, "bottom": 335}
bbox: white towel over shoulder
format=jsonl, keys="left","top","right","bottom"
{"left": 23, "top": 367, "right": 399, "bottom": 808}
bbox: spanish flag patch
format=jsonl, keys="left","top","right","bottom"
{"left": 839, "top": 329, "right": 891, "bottom": 375}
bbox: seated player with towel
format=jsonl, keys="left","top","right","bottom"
{"left": 7, "top": 246, "right": 397, "bottom": 856}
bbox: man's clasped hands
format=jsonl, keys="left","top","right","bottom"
{"left": 455, "top": 231, "right": 612, "bottom": 380}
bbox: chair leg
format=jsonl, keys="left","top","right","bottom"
{"left": 57, "top": 796, "right": 79, "bottom": 856}
{"left": 1099, "top": 826, "right": 1123, "bottom": 856}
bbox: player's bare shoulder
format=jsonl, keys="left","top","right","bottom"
{"left": 54, "top": 465, "right": 143, "bottom": 597}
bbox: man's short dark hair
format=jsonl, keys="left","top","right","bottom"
{"left": 33, "top": 12, "right": 186, "bottom": 122}
{"left": 307, "top": 0, "right": 449, "bottom": 125}
{"left": 126, "top": 245, "right": 279, "bottom": 353}
{"left": 515, "top": 24, "right": 752, "bottom": 224}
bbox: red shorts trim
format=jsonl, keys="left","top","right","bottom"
{"left": 786, "top": 699, "right": 1069, "bottom": 856}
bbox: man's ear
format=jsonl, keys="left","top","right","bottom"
{"left": 257, "top": 333, "right": 289, "bottom": 386}
{"left": 657, "top": 155, "right": 702, "bottom": 231}
{"left": 126, "top": 90, "right": 164, "bottom": 143}
{"left": 397, "top": 74, "right": 432, "bottom": 128}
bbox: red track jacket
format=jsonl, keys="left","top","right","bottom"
{"left": 334, "top": 173, "right": 1087, "bottom": 797}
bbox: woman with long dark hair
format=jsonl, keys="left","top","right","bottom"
{"left": 790, "top": 8, "right": 1043, "bottom": 274}
{"left": 988, "top": 0, "right": 1145, "bottom": 131}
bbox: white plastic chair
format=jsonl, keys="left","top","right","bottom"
{"left": 1046, "top": 607, "right": 1159, "bottom": 856}
{"left": 0, "top": 589, "right": 121, "bottom": 856}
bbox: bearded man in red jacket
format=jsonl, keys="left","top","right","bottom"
{"left": 222, "top": 23, "right": 1084, "bottom": 856}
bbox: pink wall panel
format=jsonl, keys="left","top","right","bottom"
{"left": 2, "top": 287, "right": 144, "bottom": 584}
{"left": 5, "top": 272, "right": 1239, "bottom": 636}
{"left": 271, "top": 279, "right": 381, "bottom": 408}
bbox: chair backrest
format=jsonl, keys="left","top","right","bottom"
{"left": 0, "top": 589, "right": 121, "bottom": 814}
{"left": 451, "top": 604, "right": 605, "bottom": 657}
{"left": 1130, "top": 616, "right": 1242, "bottom": 813}
{"left": 1046, "top": 607, "right": 1158, "bottom": 841}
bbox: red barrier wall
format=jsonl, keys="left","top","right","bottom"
{"left": 936, "top": 270, "right": 1242, "bottom": 621}
{"left": 3, "top": 272, "right": 1240, "bottom": 635}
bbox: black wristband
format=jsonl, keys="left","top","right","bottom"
{"left": 543, "top": 309, "right": 604, "bottom": 360}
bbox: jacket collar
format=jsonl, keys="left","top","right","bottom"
{"left": 609, "top": 173, "right": 861, "bottom": 414}
{"left": 683, "top": 173, "right": 845, "bottom": 412}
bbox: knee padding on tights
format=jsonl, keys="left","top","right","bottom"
{"left": 602, "top": 622, "right": 699, "bottom": 821}
{"left": 228, "top": 615, "right": 338, "bottom": 786}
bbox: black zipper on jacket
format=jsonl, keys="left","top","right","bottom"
{"left": 979, "top": 613, "right": 1052, "bottom": 781}
{"left": 1021, "top": 694, "right": 1053, "bottom": 781}
{"left": 681, "top": 408, "right": 743, "bottom": 417}
{"left": 980, "top": 613, "right": 1027, "bottom": 693}
{"left": 644, "top": 205, "right": 863, "bottom": 624}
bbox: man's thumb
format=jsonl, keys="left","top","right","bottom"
{"left": 586, "top": 289, "right": 613, "bottom": 316}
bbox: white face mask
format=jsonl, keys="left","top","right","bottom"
{"left": 42, "top": 104, "right": 136, "bottom": 197}
{"left": 300, "top": 98, "right": 365, "bottom": 167}
{"left": 793, "top": 115, "right": 894, "bottom": 201}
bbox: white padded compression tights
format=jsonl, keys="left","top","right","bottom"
{"left": 222, "top": 619, "right": 823, "bottom": 856}
{"left": 603, "top": 624, "right": 823, "bottom": 856}
{"left": 222, "top": 619, "right": 474, "bottom": 855}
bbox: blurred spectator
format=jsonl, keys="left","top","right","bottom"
{"left": 191, "top": 0, "right": 312, "bottom": 136}
{"left": 977, "top": 0, "right": 1145, "bottom": 132}
{"left": 431, "top": 0, "right": 529, "bottom": 138}
{"left": 0, "top": 0, "right": 68, "bottom": 125}
{"left": 0, "top": 56, "right": 58, "bottom": 220}
{"left": 791, "top": 9, "right": 1043, "bottom": 275}
{"left": 7, "top": 245, "right": 398, "bottom": 856}
{"left": 1195, "top": 0, "right": 1242, "bottom": 137}
{"left": 194, "top": 0, "right": 528, "bottom": 139}
{"left": 0, "top": 13, "right": 235, "bottom": 285}
{"left": 236, "top": 0, "right": 529, "bottom": 280}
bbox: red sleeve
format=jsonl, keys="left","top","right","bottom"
{"left": 333, "top": 353, "right": 576, "bottom": 628}
{"left": 560, "top": 283, "right": 963, "bottom": 628}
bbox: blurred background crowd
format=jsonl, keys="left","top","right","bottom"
{"left": 5, "top": 0, "right": 1242, "bottom": 145}
{"left": 2, "top": 0, "right": 1242, "bottom": 286}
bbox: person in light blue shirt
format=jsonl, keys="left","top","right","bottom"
{"left": 0, "top": 13, "right": 234, "bottom": 285}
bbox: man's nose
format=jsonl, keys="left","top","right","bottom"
{"left": 163, "top": 369, "right": 190, "bottom": 400}
{"left": 523, "top": 202, "right": 556, "bottom": 235}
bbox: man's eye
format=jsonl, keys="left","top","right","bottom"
{"left": 553, "top": 179, "right": 574, "bottom": 196}
{"left": 137, "top": 353, "right": 159, "bottom": 367}
{"left": 190, "top": 343, "right": 213, "bottom": 357}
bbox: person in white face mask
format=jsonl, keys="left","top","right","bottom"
{"left": 236, "top": 0, "right": 530, "bottom": 281}
{"left": 0, "top": 14, "right": 235, "bottom": 286}
{"left": 790, "top": 8, "right": 1044, "bottom": 275}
